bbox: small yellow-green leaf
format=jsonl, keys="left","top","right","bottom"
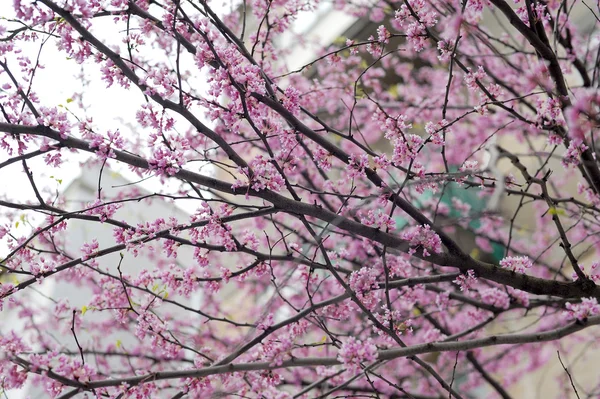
{"left": 318, "top": 335, "right": 327, "bottom": 351}
{"left": 332, "top": 36, "right": 346, "bottom": 46}
{"left": 387, "top": 84, "right": 399, "bottom": 98}
{"left": 355, "top": 87, "right": 366, "bottom": 99}
{"left": 81, "top": 305, "right": 87, "bottom": 316}
{"left": 66, "top": 98, "right": 74, "bottom": 103}
{"left": 116, "top": 339, "right": 122, "bottom": 348}
{"left": 548, "top": 207, "right": 565, "bottom": 216}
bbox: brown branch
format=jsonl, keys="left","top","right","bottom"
{"left": 19, "top": 316, "right": 599, "bottom": 390}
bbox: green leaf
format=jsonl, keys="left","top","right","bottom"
{"left": 332, "top": 36, "right": 347, "bottom": 46}
{"left": 387, "top": 84, "right": 399, "bottom": 98}
{"left": 355, "top": 86, "right": 366, "bottom": 100}
{"left": 548, "top": 207, "right": 565, "bottom": 216}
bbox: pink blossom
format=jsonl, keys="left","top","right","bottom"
{"left": 233, "top": 156, "right": 285, "bottom": 193}
{"left": 562, "top": 139, "right": 588, "bottom": 168}
{"left": 464, "top": 66, "right": 487, "bottom": 92}
{"left": 564, "top": 298, "right": 600, "bottom": 321}
{"left": 349, "top": 266, "right": 380, "bottom": 310}
{"left": 479, "top": 287, "right": 510, "bottom": 309}
{"left": 81, "top": 239, "right": 99, "bottom": 261}
{"left": 400, "top": 225, "right": 443, "bottom": 256}
{"left": 37, "top": 107, "right": 71, "bottom": 139}
{"left": 376, "top": 25, "right": 390, "bottom": 44}
{"left": 346, "top": 153, "right": 369, "bottom": 179}
{"left": 359, "top": 209, "right": 396, "bottom": 230}
{"left": 572, "top": 262, "right": 600, "bottom": 283}
{"left": 499, "top": 256, "right": 533, "bottom": 273}
{"left": 454, "top": 270, "right": 477, "bottom": 292}
{"left": 282, "top": 86, "right": 301, "bottom": 115}
{"left": 337, "top": 337, "right": 378, "bottom": 372}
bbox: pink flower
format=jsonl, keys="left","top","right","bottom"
{"left": 233, "top": 156, "right": 285, "bottom": 193}
{"left": 454, "top": 270, "right": 477, "bottom": 292}
{"left": 499, "top": 256, "right": 533, "bottom": 273}
{"left": 337, "top": 337, "right": 378, "bottom": 372}
{"left": 564, "top": 298, "right": 600, "bottom": 321}
{"left": 346, "top": 154, "right": 369, "bottom": 179}
{"left": 349, "top": 267, "right": 380, "bottom": 310}
{"left": 359, "top": 209, "right": 396, "bottom": 230}
{"left": 400, "top": 225, "right": 443, "bottom": 256}
{"left": 81, "top": 239, "right": 99, "bottom": 261}
{"left": 562, "top": 139, "right": 588, "bottom": 168}
{"left": 376, "top": 25, "right": 390, "bottom": 44}
{"left": 282, "top": 86, "right": 301, "bottom": 115}
{"left": 479, "top": 288, "right": 510, "bottom": 309}
{"left": 37, "top": 106, "right": 71, "bottom": 139}
{"left": 464, "top": 66, "right": 487, "bottom": 91}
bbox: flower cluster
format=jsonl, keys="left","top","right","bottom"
{"left": 37, "top": 106, "right": 71, "bottom": 139}
{"left": 464, "top": 66, "right": 487, "bottom": 92}
{"left": 393, "top": 0, "right": 437, "bottom": 51}
{"left": 81, "top": 239, "right": 99, "bottom": 262}
{"left": 516, "top": 3, "right": 550, "bottom": 27}
{"left": 189, "top": 203, "right": 236, "bottom": 252}
{"left": 359, "top": 209, "right": 396, "bottom": 230}
{"left": 84, "top": 129, "right": 125, "bottom": 160}
{"left": 572, "top": 262, "right": 600, "bottom": 282}
{"left": 0, "top": 332, "right": 29, "bottom": 389}
{"left": 148, "top": 145, "right": 186, "bottom": 176}
{"left": 346, "top": 153, "right": 369, "bottom": 179}
{"left": 400, "top": 225, "right": 443, "bottom": 256}
{"left": 85, "top": 199, "right": 122, "bottom": 222}
{"left": 349, "top": 266, "right": 380, "bottom": 310}
{"left": 565, "top": 89, "right": 600, "bottom": 141}
{"left": 376, "top": 25, "right": 390, "bottom": 44}
{"left": 337, "top": 337, "right": 378, "bottom": 372}
{"left": 499, "top": 256, "right": 533, "bottom": 274}
{"left": 313, "top": 147, "right": 333, "bottom": 171}
{"left": 564, "top": 298, "right": 600, "bottom": 322}
{"left": 562, "top": 139, "right": 589, "bottom": 168}
{"left": 479, "top": 287, "right": 510, "bottom": 310}
{"left": 281, "top": 86, "right": 301, "bottom": 115}
{"left": 437, "top": 40, "right": 453, "bottom": 62}
{"left": 454, "top": 270, "right": 477, "bottom": 292}
{"left": 233, "top": 156, "right": 285, "bottom": 193}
